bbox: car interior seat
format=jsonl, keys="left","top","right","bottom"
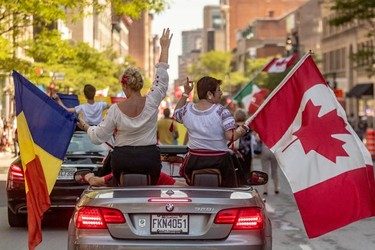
{"left": 119, "top": 173, "right": 151, "bottom": 186}
{"left": 191, "top": 168, "right": 221, "bottom": 187}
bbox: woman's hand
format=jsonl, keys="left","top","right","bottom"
{"left": 77, "top": 118, "right": 88, "bottom": 131}
{"left": 160, "top": 28, "right": 173, "bottom": 50}
{"left": 184, "top": 77, "right": 194, "bottom": 95}
{"left": 51, "top": 93, "right": 59, "bottom": 100}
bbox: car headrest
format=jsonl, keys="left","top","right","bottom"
{"left": 119, "top": 173, "right": 151, "bottom": 186}
{"left": 191, "top": 168, "right": 221, "bottom": 187}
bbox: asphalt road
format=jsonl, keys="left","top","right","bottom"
{"left": 1, "top": 152, "right": 375, "bottom": 250}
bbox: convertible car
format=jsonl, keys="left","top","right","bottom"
{"left": 67, "top": 145, "right": 272, "bottom": 250}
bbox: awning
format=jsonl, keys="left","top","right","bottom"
{"left": 346, "top": 83, "right": 373, "bottom": 98}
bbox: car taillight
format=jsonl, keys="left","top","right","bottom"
{"left": 214, "top": 207, "right": 264, "bottom": 230}
{"left": 75, "top": 206, "right": 125, "bottom": 229}
{"left": 9, "top": 164, "right": 24, "bottom": 181}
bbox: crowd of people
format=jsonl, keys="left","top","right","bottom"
{"left": 0, "top": 115, "right": 18, "bottom": 157}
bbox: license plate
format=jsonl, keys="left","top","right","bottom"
{"left": 151, "top": 214, "right": 189, "bottom": 234}
{"left": 57, "top": 168, "right": 77, "bottom": 180}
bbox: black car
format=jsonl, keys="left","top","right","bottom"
{"left": 6, "top": 130, "right": 112, "bottom": 227}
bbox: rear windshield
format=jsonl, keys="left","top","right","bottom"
{"left": 67, "top": 132, "right": 111, "bottom": 153}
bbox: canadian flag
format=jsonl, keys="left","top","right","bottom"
{"left": 263, "top": 54, "right": 298, "bottom": 73}
{"left": 248, "top": 54, "right": 375, "bottom": 238}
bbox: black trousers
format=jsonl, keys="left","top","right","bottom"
{"left": 182, "top": 150, "right": 237, "bottom": 187}
{"left": 238, "top": 152, "right": 252, "bottom": 178}
{"left": 111, "top": 145, "right": 162, "bottom": 185}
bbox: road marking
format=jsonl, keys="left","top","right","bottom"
{"left": 299, "top": 244, "right": 312, "bottom": 250}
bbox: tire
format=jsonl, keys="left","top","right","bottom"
{"left": 8, "top": 207, "right": 27, "bottom": 227}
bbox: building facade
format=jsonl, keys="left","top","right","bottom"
{"left": 220, "top": 0, "right": 309, "bottom": 51}
{"left": 203, "top": 5, "right": 226, "bottom": 53}
{"left": 321, "top": 1, "right": 374, "bottom": 127}
{"left": 127, "top": 12, "right": 154, "bottom": 80}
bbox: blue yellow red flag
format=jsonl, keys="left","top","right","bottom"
{"left": 12, "top": 70, "right": 77, "bottom": 250}
{"left": 57, "top": 93, "right": 79, "bottom": 108}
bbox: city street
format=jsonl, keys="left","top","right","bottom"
{"left": 0, "top": 153, "right": 375, "bottom": 249}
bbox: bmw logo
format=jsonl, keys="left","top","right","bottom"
{"left": 166, "top": 203, "right": 174, "bottom": 212}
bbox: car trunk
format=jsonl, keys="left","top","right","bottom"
{"left": 50, "top": 155, "right": 104, "bottom": 207}
{"left": 78, "top": 186, "right": 266, "bottom": 240}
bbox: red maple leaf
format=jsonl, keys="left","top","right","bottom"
{"left": 291, "top": 100, "right": 350, "bottom": 163}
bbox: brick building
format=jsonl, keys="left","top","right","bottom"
{"left": 220, "top": 0, "right": 309, "bottom": 51}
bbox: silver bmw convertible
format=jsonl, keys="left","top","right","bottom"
{"left": 67, "top": 145, "right": 272, "bottom": 250}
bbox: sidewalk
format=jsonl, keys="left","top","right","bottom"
{"left": 0, "top": 151, "right": 17, "bottom": 181}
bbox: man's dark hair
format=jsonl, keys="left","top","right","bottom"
{"left": 84, "top": 84, "right": 96, "bottom": 100}
{"left": 163, "top": 108, "right": 171, "bottom": 118}
{"left": 196, "top": 76, "right": 221, "bottom": 100}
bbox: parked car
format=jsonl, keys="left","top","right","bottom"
{"left": 6, "top": 130, "right": 112, "bottom": 227}
{"left": 67, "top": 145, "right": 272, "bottom": 250}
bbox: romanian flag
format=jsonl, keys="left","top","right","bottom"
{"left": 57, "top": 93, "right": 79, "bottom": 108}
{"left": 13, "top": 71, "right": 77, "bottom": 250}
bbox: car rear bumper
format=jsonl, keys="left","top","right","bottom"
{"left": 68, "top": 232, "right": 272, "bottom": 250}
{"left": 7, "top": 184, "right": 87, "bottom": 215}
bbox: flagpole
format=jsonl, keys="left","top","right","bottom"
{"left": 245, "top": 51, "right": 313, "bottom": 125}
{"left": 231, "top": 57, "right": 275, "bottom": 101}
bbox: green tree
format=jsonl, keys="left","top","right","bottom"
{"left": 0, "top": 0, "right": 169, "bottom": 72}
{"left": 28, "top": 40, "right": 129, "bottom": 96}
{"left": 328, "top": 0, "right": 375, "bottom": 76}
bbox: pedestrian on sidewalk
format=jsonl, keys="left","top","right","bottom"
{"left": 233, "top": 108, "right": 254, "bottom": 180}
{"left": 257, "top": 135, "right": 279, "bottom": 195}
{"left": 11, "top": 114, "right": 18, "bottom": 157}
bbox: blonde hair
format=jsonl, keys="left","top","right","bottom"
{"left": 234, "top": 108, "right": 247, "bottom": 122}
{"left": 122, "top": 67, "right": 144, "bottom": 91}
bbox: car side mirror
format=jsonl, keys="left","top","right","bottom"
{"left": 74, "top": 169, "right": 93, "bottom": 184}
{"left": 248, "top": 170, "right": 268, "bottom": 185}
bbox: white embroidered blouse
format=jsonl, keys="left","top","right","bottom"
{"left": 174, "top": 102, "right": 236, "bottom": 151}
{"left": 87, "top": 63, "right": 169, "bottom": 146}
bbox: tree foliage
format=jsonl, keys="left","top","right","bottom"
{"left": 0, "top": 0, "right": 169, "bottom": 94}
{"left": 328, "top": 0, "right": 375, "bottom": 75}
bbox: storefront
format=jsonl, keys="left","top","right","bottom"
{"left": 346, "top": 83, "right": 374, "bottom": 129}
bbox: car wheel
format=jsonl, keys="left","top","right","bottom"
{"left": 8, "top": 207, "right": 27, "bottom": 227}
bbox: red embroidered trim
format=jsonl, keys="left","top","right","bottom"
{"left": 189, "top": 149, "right": 227, "bottom": 156}
{"left": 121, "top": 75, "right": 127, "bottom": 85}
